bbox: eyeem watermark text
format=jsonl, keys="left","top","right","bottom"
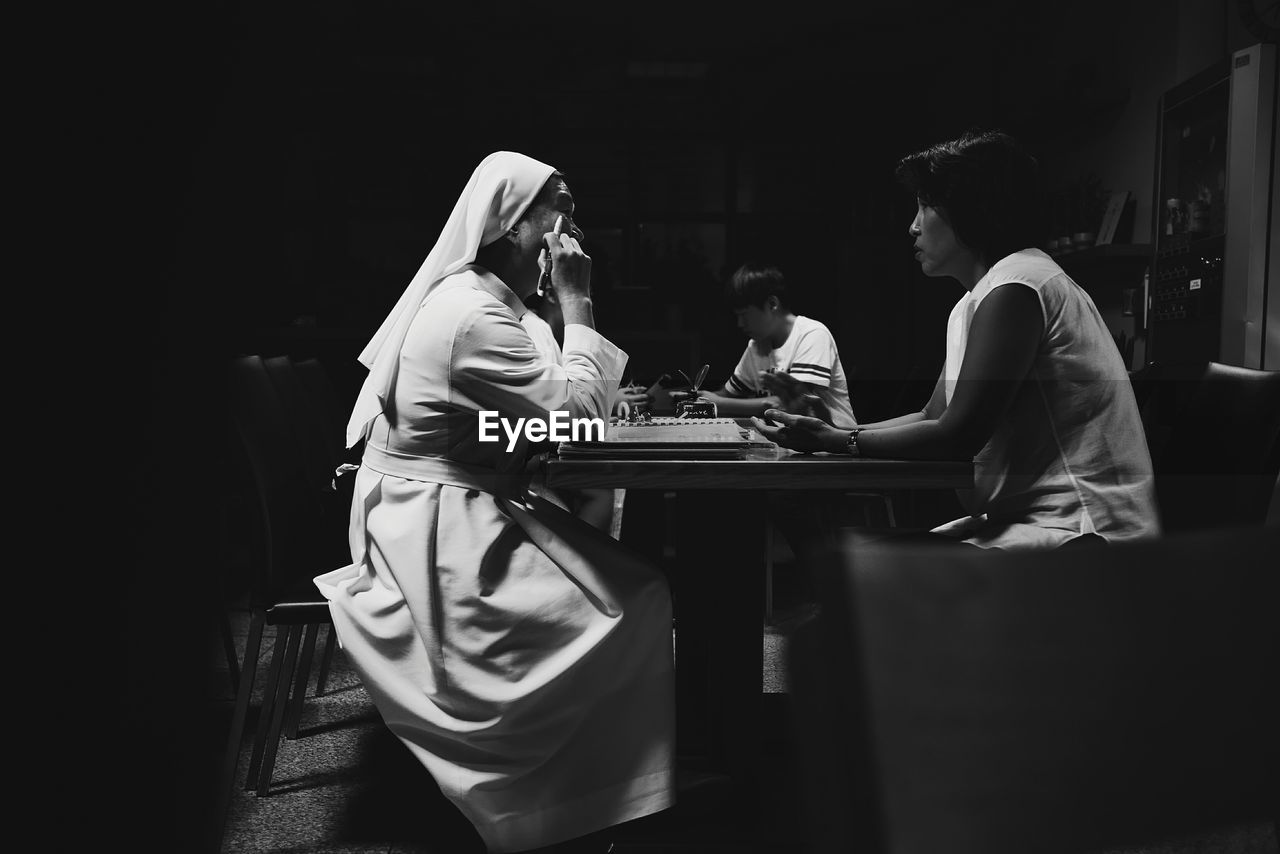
{"left": 478, "top": 411, "right": 605, "bottom": 451}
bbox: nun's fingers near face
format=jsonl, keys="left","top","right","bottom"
{"left": 546, "top": 230, "right": 592, "bottom": 298}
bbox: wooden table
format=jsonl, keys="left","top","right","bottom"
{"left": 546, "top": 453, "right": 974, "bottom": 492}
{"left": 544, "top": 446, "right": 974, "bottom": 790}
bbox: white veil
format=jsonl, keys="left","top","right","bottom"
{"left": 345, "top": 151, "right": 557, "bottom": 447}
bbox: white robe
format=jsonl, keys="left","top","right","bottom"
{"left": 316, "top": 267, "right": 675, "bottom": 852}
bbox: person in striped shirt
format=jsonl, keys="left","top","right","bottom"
{"left": 700, "top": 262, "right": 858, "bottom": 428}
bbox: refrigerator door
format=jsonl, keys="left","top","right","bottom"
{"left": 1221, "top": 43, "right": 1277, "bottom": 369}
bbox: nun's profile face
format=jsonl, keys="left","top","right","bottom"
{"left": 518, "top": 177, "right": 582, "bottom": 257}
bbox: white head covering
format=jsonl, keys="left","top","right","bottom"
{"left": 345, "top": 151, "right": 557, "bottom": 446}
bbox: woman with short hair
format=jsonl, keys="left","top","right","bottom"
{"left": 755, "top": 131, "right": 1160, "bottom": 549}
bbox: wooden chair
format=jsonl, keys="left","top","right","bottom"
{"left": 787, "top": 525, "right": 1280, "bottom": 854}
{"left": 211, "top": 355, "right": 348, "bottom": 853}
{"left": 287, "top": 355, "right": 358, "bottom": 694}
{"left": 261, "top": 356, "right": 352, "bottom": 723}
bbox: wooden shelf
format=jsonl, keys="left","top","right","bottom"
{"left": 1055, "top": 244, "right": 1152, "bottom": 293}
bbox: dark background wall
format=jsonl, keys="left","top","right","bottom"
{"left": 150, "top": 0, "right": 1267, "bottom": 419}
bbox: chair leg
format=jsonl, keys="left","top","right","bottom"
{"left": 284, "top": 623, "right": 320, "bottom": 739}
{"left": 211, "top": 611, "right": 264, "bottom": 854}
{"left": 256, "top": 625, "right": 304, "bottom": 795}
{"left": 314, "top": 625, "right": 336, "bottom": 696}
{"left": 610, "top": 488, "right": 626, "bottom": 541}
{"left": 244, "top": 625, "right": 290, "bottom": 791}
{"left": 882, "top": 495, "right": 898, "bottom": 528}
{"left": 661, "top": 491, "right": 677, "bottom": 562}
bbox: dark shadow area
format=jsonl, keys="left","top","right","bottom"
{"left": 336, "top": 725, "right": 487, "bottom": 851}
{"left": 788, "top": 524, "right": 1280, "bottom": 854}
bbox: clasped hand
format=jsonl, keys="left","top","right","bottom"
{"left": 758, "top": 370, "right": 833, "bottom": 423}
{"left": 757, "top": 369, "right": 803, "bottom": 402}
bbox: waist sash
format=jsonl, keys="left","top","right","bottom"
{"left": 362, "top": 443, "right": 530, "bottom": 497}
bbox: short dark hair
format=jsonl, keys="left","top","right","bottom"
{"left": 894, "top": 130, "right": 1046, "bottom": 264}
{"left": 725, "top": 262, "right": 789, "bottom": 310}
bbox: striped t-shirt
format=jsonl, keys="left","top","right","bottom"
{"left": 724, "top": 314, "right": 857, "bottom": 428}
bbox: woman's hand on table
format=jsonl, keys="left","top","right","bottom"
{"left": 751, "top": 409, "right": 849, "bottom": 454}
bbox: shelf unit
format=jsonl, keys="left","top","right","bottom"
{"left": 1055, "top": 243, "right": 1153, "bottom": 271}
{"left": 1055, "top": 243, "right": 1154, "bottom": 371}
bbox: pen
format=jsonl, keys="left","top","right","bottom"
{"left": 536, "top": 215, "right": 565, "bottom": 297}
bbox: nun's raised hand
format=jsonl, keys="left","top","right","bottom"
{"left": 545, "top": 228, "right": 592, "bottom": 302}
{"left": 750, "top": 408, "right": 848, "bottom": 454}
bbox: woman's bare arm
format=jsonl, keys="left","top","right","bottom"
{"left": 755, "top": 285, "right": 1043, "bottom": 458}
{"left": 858, "top": 284, "right": 1043, "bottom": 459}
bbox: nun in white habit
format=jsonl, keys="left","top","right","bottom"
{"left": 315, "top": 152, "right": 676, "bottom": 852}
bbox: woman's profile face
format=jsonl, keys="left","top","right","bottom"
{"left": 910, "top": 202, "right": 972, "bottom": 280}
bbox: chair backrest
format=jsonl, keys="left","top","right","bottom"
{"left": 227, "top": 355, "right": 332, "bottom": 605}
{"left": 1149, "top": 361, "right": 1280, "bottom": 532}
{"left": 788, "top": 526, "right": 1280, "bottom": 854}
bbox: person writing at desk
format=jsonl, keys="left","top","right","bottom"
{"left": 685, "top": 262, "right": 861, "bottom": 606}
{"left": 696, "top": 262, "right": 858, "bottom": 429}
{"left": 754, "top": 131, "right": 1159, "bottom": 550}
{"left": 315, "top": 152, "right": 675, "bottom": 853}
